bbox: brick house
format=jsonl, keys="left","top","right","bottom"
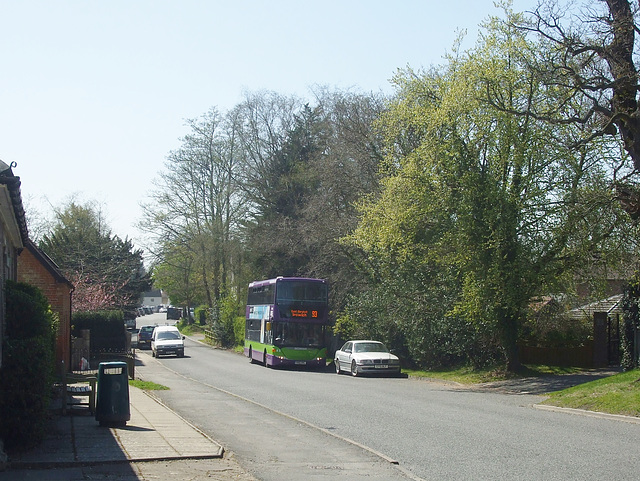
{"left": 17, "top": 239, "right": 73, "bottom": 371}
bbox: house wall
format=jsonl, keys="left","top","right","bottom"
{"left": 0, "top": 210, "right": 21, "bottom": 369}
{"left": 17, "top": 248, "right": 72, "bottom": 370}
{"left": 0, "top": 223, "right": 5, "bottom": 368}
{"left": 142, "top": 290, "right": 168, "bottom": 308}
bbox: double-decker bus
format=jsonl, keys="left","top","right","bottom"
{"left": 245, "top": 277, "right": 328, "bottom": 368}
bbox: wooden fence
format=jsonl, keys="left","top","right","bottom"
{"left": 518, "top": 342, "right": 594, "bottom": 368}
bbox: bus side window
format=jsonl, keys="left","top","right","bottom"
{"left": 246, "top": 319, "right": 260, "bottom": 342}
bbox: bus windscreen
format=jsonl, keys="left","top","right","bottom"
{"left": 276, "top": 281, "right": 327, "bottom": 303}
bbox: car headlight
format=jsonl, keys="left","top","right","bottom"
{"left": 359, "top": 359, "right": 374, "bottom": 365}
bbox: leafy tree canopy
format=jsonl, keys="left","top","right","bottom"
{"left": 39, "top": 200, "right": 151, "bottom": 311}
{"left": 345, "top": 6, "right": 634, "bottom": 371}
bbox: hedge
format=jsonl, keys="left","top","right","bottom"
{"left": 72, "top": 310, "right": 126, "bottom": 352}
{"left": 0, "top": 281, "right": 56, "bottom": 451}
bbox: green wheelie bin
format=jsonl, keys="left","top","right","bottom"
{"left": 95, "top": 361, "right": 130, "bottom": 426}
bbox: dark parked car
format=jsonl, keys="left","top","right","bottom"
{"left": 166, "top": 306, "right": 182, "bottom": 321}
{"left": 137, "top": 325, "right": 156, "bottom": 350}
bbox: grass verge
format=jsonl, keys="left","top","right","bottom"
{"left": 129, "top": 379, "right": 169, "bottom": 390}
{"left": 403, "top": 364, "right": 584, "bottom": 385}
{"left": 412, "top": 364, "right": 640, "bottom": 417}
{"left": 175, "top": 320, "right": 205, "bottom": 336}
{"left": 541, "top": 368, "right": 640, "bottom": 416}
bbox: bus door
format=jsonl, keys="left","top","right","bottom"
{"left": 260, "top": 306, "right": 273, "bottom": 344}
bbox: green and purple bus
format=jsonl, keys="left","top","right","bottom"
{"left": 245, "top": 277, "right": 328, "bottom": 368}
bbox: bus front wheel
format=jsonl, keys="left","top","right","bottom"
{"left": 249, "top": 347, "right": 255, "bottom": 364}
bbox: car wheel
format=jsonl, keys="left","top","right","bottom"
{"left": 351, "top": 360, "right": 358, "bottom": 377}
{"left": 335, "top": 359, "right": 341, "bottom": 374}
{"left": 151, "top": 350, "right": 155, "bottom": 358}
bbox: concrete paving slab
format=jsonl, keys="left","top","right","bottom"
{"left": 7, "top": 385, "right": 223, "bottom": 470}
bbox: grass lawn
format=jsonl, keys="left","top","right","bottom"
{"left": 541, "top": 368, "right": 640, "bottom": 417}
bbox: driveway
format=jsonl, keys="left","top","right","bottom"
{"left": 466, "top": 368, "right": 622, "bottom": 395}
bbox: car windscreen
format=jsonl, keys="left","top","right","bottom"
{"left": 156, "top": 331, "right": 181, "bottom": 340}
{"left": 354, "top": 342, "right": 388, "bottom": 353}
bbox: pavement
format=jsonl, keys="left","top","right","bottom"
{"left": 0, "top": 384, "right": 257, "bottom": 481}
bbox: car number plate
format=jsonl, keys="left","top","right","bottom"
{"left": 295, "top": 361, "right": 306, "bottom": 365}
{"left": 375, "top": 365, "right": 388, "bottom": 369}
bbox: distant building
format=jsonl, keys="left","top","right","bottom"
{"left": 141, "top": 289, "right": 169, "bottom": 308}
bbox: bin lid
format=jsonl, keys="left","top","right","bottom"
{"left": 98, "top": 361, "right": 128, "bottom": 373}
{"left": 98, "top": 361, "right": 127, "bottom": 367}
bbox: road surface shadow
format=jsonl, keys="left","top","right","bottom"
{"left": 466, "top": 368, "right": 622, "bottom": 395}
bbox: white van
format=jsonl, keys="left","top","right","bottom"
{"left": 151, "top": 325, "right": 185, "bottom": 358}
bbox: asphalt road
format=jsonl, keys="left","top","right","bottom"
{"left": 134, "top": 313, "right": 640, "bottom": 480}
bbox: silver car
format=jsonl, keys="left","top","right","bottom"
{"left": 335, "top": 340, "right": 400, "bottom": 376}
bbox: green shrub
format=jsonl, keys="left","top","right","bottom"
{"left": 194, "top": 305, "right": 208, "bottom": 325}
{"left": 5, "top": 281, "right": 54, "bottom": 340}
{"left": 234, "top": 316, "right": 245, "bottom": 346}
{"left": 520, "top": 312, "right": 592, "bottom": 349}
{"left": 336, "top": 278, "right": 494, "bottom": 370}
{"left": 0, "top": 281, "right": 56, "bottom": 452}
{"left": 209, "top": 293, "right": 243, "bottom": 348}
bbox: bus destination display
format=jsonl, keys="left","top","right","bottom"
{"left": 290, "top": 309, "right": 318, "bottom": 318}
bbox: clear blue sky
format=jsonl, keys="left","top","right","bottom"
{"left": 0, "top": 0, "right": 531, "bottom": 252}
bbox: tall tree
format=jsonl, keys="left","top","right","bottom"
{"left": 347, "top": 11, "right": 631, "bottom": 371}
{"left": 141, "top": 108, "right": 246, "bottom": 307}
{"left": 245, "top": 103, "right": 326, "bottom": 276}
{"left": 145, "top": 89, "right": 386, "bottom": 318}
{"left": 151, "top": 242, "right": 205, "bottom": 309}
{"left": 513, "top": 0, "right": 640, "bottom": 212}
{"left": 234, "top": 91, "right": 303, "bottom": 277}
{"left": 304, "top": 88, "right": 387, "bottom": 310}
{"left": 235, "top": 90, "right": 300, "bottom": 211}
{"left": 40, "top": 200, "right": 150, "bottom": 311}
